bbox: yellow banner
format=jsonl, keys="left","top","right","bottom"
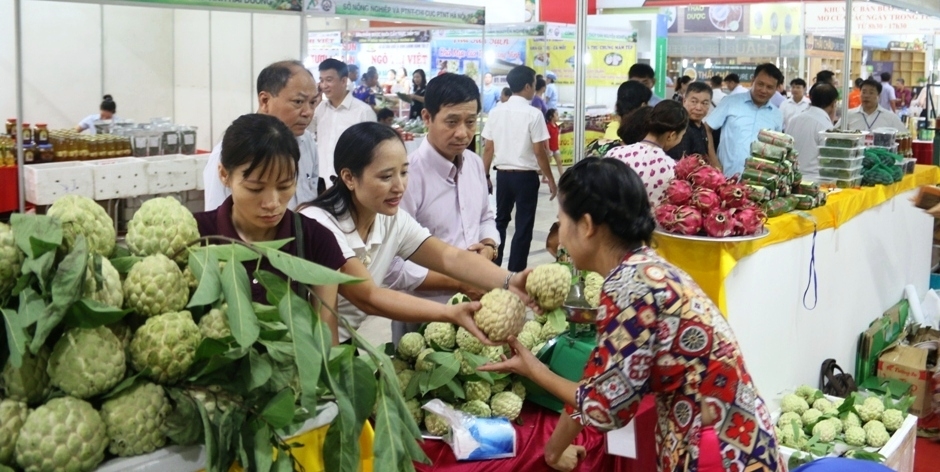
{"left": 749, "top": 3, "right": 801, "bottom": 36}
{"left": 541, "top": 40, "right": 636, "bottom": 87}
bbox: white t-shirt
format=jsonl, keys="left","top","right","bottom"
{"left": 780, "top": 97, "right": 812, "bottom": 131}
{"left": 300, "top": 206, "right": 431, "bottom": 342}
{"left": 202, "top": 131, "right": 319, "bottom": 211}
{"left": 481, "top": 95, "right": 550, "bottom": 171}
{"left": 78, "top": 114, "right": 122, "bottom": 135}
{"left": 311, "top": 92, "right": 377, "bottom": 185}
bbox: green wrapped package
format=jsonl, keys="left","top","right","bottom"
{"left": 758, "top": 129, "right": 795, "bottom": 148}
{"left": 750, "top": 141, "right": 789, "bottom": 161}
{"left": 746, "top": 157, "right": 786, "bottom": 174}
{"left": 796, "top": 181, "right": 821, "bottom": 197}
{"left": 742, "top": 168, "right": 781, "bottom": 188}
{"left": 747, "top": 184, "right": 772, "bottom": 202}
{"left": 764, "top": 197, "right": 796, "bottom": 218}
{"left": 794, "top": 194, "right": 815, "bottom": 210}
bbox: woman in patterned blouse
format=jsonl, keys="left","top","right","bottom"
{"left": 481, "top": 158, "right": 781, "bottom": 472}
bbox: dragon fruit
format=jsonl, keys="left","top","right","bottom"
{"left": 691, "top": 188, "right": 722, "bottom": 213}
{"left": 733, "top": 206, "right": 766, "bottom": 236}
{"left": 654, "top": 204, "right": 679, "bottom": 231}
{"left": 664, "top": 180, "right": 694, "bottom": 206}
{"left": 688, "top": 166, "right": 727, "bottom": 191}
{"left": 673, "top": 206, "right": 703, "bottom": 235}
{"left": 675, "top": 155, "right": 706, "bottom": 181}
{"left": 718, "top": 181, "right": 751, "bottom": 209}
{"left": 703, "top": 209, "right": 735, "bottom": 238}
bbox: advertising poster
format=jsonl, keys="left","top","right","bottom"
{"left": 545, "top": 41, "right": 636, "bottom": 87}
{"left": 356, "top": 42, "right": 432, "bottom": 83}
{"left": 683, "top": 5, "right": 745, "bottom": 33}
{"left": 305, "top": 32, "right": 345, "bottom": 69}
{"left": 430, "top": 38, "right": 484, "bottom": 78}
{"left": 749, "top": 3, "right": 801, "bottom": 36}
{"left": 483, "top": 37, "right": 529, "bottom": 77}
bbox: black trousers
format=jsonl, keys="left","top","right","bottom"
{"left": 494, "top": 170, "right": 539, "bottom": 272}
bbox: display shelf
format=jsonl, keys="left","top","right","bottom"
{"left": 871, "top": 50, "right": 925, "bottom": 86}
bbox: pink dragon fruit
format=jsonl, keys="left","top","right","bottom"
{"left": 717, "top": 181, "right": 751, "bottom": 209}
{"left": 688, "top": 166, "right": 727, "bottom": 191}
{"left": 673, "top": 206, "right": 703, "bottom": 235}
{"left": 702, "top": 209, "right": 735, "bottom": 238}
{"left": 664, "top": 180, "right": 694, "bottom": 206}
{"left": 654, "top": 204, "right": 679, "bottom": 231}
{"left": 691, "top": 188, "right": 722, "bottom": 213}
{"left": 732, "top": 206, "right": 766, "bottom": 236}
{"left": 675, "top": 154, "right": 706, "bottom": 181}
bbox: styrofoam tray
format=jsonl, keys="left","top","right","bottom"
{"left": 193, "top": 155, "right": 211, "bottom": 191}
{"left": 145, "top": 154, "right": 197, "bottom": 194}
{"left": 87, "top": 157, "right": 148, "bottom": 199}
{"left": 24, "top": 161, "right": 95, "bottom": 205}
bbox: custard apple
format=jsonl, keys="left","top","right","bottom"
{"left": 583, "top": 271, "right": 604, "bottom": 308}
{"left": 827, "top": 417, "right": 843, "bottom": 435}
{"left": 100, "top": 381, "right": 170, "bottom": 456}
{"left": 845, "top": 426, "right": 866, "bottom": 446}
{"left": 455, "top": 326, "right": 484, "bottom": 355}
{"left": 459, "top": 400, "right": 491, "bottom": 418}
{"left": 464, "top": 380, "right": 491, "bottom": 403}
{"left": 491, "top": 377, "right": 511, "bottom": 393}
{"left": 397, "top": 333, "right": 427, "bottom": 361}
{"left": 812, "top": 420, "right": 836, "bottom": 443}
{"left": 531, "top": 342, "right": 547, "bottom": 355}
{"left": 423, "top": 403, "right": 450, "bottom": 436}
{"left": 812, "top": 398, "right": 832, "bottom": 412}
{"left": 182, "top": 265, "right": 199, "bottom": 292}
{"left": 780, "top": 394, "right": 809, "bottom": 414}
{"left": 474, "top": 289, "right": 526, "bottom": 342}
{"left": 448, "top": 293, "right": 471, "bottom": 305}
{"left": 123, "top": 254, "right": 189, "bottom": 318}
{"left": 842, "top": 412, "right": 861, "bottom": 430}
{"left": 0, "top": 222, "right": 24, "bottom": 301}
{"left": 858, "top": 397, "right": 885, "bottom": 422}
{"left": 775, "top": 425, "right": 791, "bottom": 446}
{"left": 83, "top": 256, "right": 123, "bottom": 309}
{"left": 187, "top": 386, "right": 243, "bottom": 423}
{"left": 198, "top": 306, "right": 231, "bottom": 340}
{"left": 47, "top": 326, "right": 126, "bottom": 399}
{"left": 516, "top": 330, "right": 538, "bottom": 351}
{"left": 1, "top": 347, "right": 51, "bottom": 405}
{"left": 0, "top": 399, "right": 28, "bottom": 465}
{"left": 801, "top": 408, "right": 823, "bottom": 427}
{"left": 522, "top": 320, "right": 542, "bottom": 337}
{"left": 863, "top": 420, "right": 886, "bottom": 434}
{"left": 453, "top": 349, "right": 476, "bottom": 376}
{"left": 392, "top": 358, "right": 411, "bottom": 374}
{"left": 126, "top": 196, "right": 200, "bottom": 262}
{"left": 882, "top": 409, "right": 903, "bottom": 432}
{"left": 130, "top": 311, "right": 202, "bottom": 384}
{"left": 490, "top": 391, "right": 522, "bottom": 420}
{"left": 525, "top": 264, "right": 571, "bottom": 310}
{"left": 795, "top": 385, "right": 818, "bottom": 402}
{"left": 107, "top": 323, "right": 133, "bottom": 353}
{"left": 397, "top": 369, "right": 416, "bottom": 396}
{"left": 866, "top": 423, "right": 890, "bottom": 448}
{"left": 405, "top": 399, "right": 424, "bottom": 426}
{"left": 539, "top": 319, "right": 568, "bottom": 343}
{"left": 46, "top": 195, "right": 115, "bottom": 257}
{"left": 15, "top": 396, "right": 108, "bottom": 472}
{"left": 534, "top": 312, "right": 548, "bottom": 324}
{"left": 777, "top": 411, "right": 802, "bottom": 429}
{"left": 511, "top": 380, "right": 526, "bottom": 400}
{"left": 424, "top": 322, "right": 457, "bottom": 350}
{"left": 481, "top": 346, "right": 505, "bottom": 364}
{"left": 415, "top": 348, "right": 436, "bottom": 373}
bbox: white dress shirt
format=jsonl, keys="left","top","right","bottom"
{"left": 845, "top": 106, "right": 907, "bottom": 133}
{"left": 481, "top": 95, "right": 550, "bottom": 171}
{"left": 311, "top": 92, "right": 377, "bottom": 184}
{"left": 202, "top": 131, "right": 319, "bottom": 211}
{"left": 300, "top": 206, "right": 431, "bottom": 342}
{"left": 383, "top": 138, "right": 500, "bottom": 303}
{"left": 711, "top": 88, "right": 726, "bottom": 106}
{"left": 730, "top": 85, "right": 749, "bottom": 95}
{"left": 780, "top": 97, "right": 812, "bottom": 131}
{"left": 787, "top": 106, "right": 833, "bottom": 182}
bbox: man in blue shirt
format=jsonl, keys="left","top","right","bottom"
{"left": 481, "top": 73, "right": 500, "bottom": 114}
{"left": 706, "top": 63, "right": 785, "bottom": 177}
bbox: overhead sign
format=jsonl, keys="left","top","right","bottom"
{"left": 121, "top": 0, "right": 301, "bottom": 11}
{"left": 307, "top": 0, "right": 486, "bottom": 26}
{"left": 805, "top": 2, "right": 940, "bottom": 35}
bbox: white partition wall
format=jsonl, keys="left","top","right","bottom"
{"left": 209, "top": 11, "right": 253, "bottom": 146}
{"left": 173, "top": 10, "right": 212, "bottom": 152}
{"left": 251, "top": 13, "right": 303, "bottom": 97}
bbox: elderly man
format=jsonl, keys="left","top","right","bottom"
{"left": 666, "top": 82, "right": 719, "bottom": 168}
{"left": 384, "top": 73, "right": 500, "bottom": 344}
{"left": 844, "top": 78, "right": 906, "bottom": 132}
{"left": 203, "top": 60, "right": 319, "bottom": 210}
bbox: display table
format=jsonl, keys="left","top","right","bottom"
{"left": 655, "top": 165, "right": 940, "bottom": 403}
{"left": 415, "top": 398, "right": 657, "bottom": 472}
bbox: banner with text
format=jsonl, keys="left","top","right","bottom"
{"left": 305, "top": 31, "right": 346, "bottom": 69}
{"left": 356, "top": 42, "right": 432, "bottom": 81}
{"left": 430, "top": 38, "right": 484, "bottom": 78}
{"left": 545, "top": 40, "right": 636, "bottom": 87}
{"left": 307, "top": 0, "right": 485, "bottom": 26}
{"left": 125, "top": 0, "right": 300, "bottom": 10}
{"left": 805, "top": 2, "right": 940, "bottom": 35}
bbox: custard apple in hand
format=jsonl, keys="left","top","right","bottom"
{"left": 474, "top": 289, "right": 526, "bottom": 342}
{"left": 525, "top": 264, "right": 571, "bottom": 310}
{"left": 47, "top": 326, "right": 126, "bottom": 399}
{"left": 100, "top": 381, "right": 171, "bottom": 456}
{"left": 46, "top": 194, "right": 116, "bottom": 257}
{"left": 15, "top": 396, "right": 108, "bottom": 472}
{"left": 123, "top": 254, "right": 189, "bottom": 318}
{"left": 126, "top": 196, "right": 199, "bottom": 262}
{"left": 583, "top": 271, "right": 604, "bottom": 308}
{"left": 130, "top": 311, "right": 202, "bottom": 384}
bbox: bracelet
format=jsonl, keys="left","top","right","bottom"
{"left": 503, "top": 271, "right": 516, "bottom": 290}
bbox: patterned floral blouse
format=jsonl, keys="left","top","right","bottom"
{"left": 565, "top": 247, "right": 780, "bottom": 472}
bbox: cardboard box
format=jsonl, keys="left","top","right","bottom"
{"left": 877, "top": 345, "right": 936, "bottom": 417}
{"left": 856, "top": 300, "right": 909, "bottom": 384}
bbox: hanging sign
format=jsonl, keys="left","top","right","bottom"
{"left": 124, "top": 0, "right": 301, "bottom": 11}
{"left": 307, "top": 0, "right": 485, "bottom": 26}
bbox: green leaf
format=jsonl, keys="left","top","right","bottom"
{"left": 188, "top": 248, "right": 222, "bottom": 308}
{"left": 259, "top": 340, "right": 295, "bottom": 364}
{"left": 258, "top": 246, "right": 363, "bottom": 286}
{"left": 260, "top": 389, "right": 296, "bottom": 429}
{"left": 272, "top": 450, "right": 294, "bottom": 472}
{"left": 188, "top": 346, "right": 249, "bottom": 380}
{"left": 11, "top": 213, "right": 61, "bottom": 258}
{"left": 324, "top": 348, "right": 366, "bottom": 472}
{"left": 247, "top": 349, "right": 273, "bottom": 391}
{"left": 247, "top": 421, "right": 274, "bottom": 472}
{"left": 21, "top": 251, "right": 55, "bottom": 294}
{"left": 1, "top": 308, "right": 26, "bottom": 368}
{"left": 195, "top": 399, "right": 217, "bottom": 469}
{"left": 372, "top": 383, "right": 410, "bottom": 472}
{"left": 109, "top": 256, "right": 142, "bottom": 275}
{"left": 253, "top": 238, "right": 293, "bottom": 251}
{"left": 205, "top": 243, "right": 262, "bottom": 263}
{"left": 219, "top": 247, "right": 259, "bottom": 347}
{"left": 31, "top": 235, "right": 87, "bottom": 352}
{"left": 195, "top": 338, "right": 231, "bottom": 361}
{"left": 445, "top": 379, "right": 466, "bottom": 400}
{"left": 101, "top": 370, "right": 149, "bottom": 400}
{"left": 165, "top": 389, "right": 203, "bottom": 445}
{"left": 62, "top": 298, "right": 131, "bottom": 328}
{"left": 254, "top": 303, "right": 282, "bottom": 323}
{"left": 111, "top": 245, "right": 131, "bottom": 258}
{"left": 17, "top": 287, "right": 45, "bottom": 327}
{"left": 405, "top": 371, "right": 426, "bottom": 400}
{"left": 546, "top": 308, "right": 567, "bottom": 333}
{"left": 426, "top": 353, "right": 459, "bottom": 391}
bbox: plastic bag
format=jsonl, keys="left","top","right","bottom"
{"left": 422, "top": 399, "right": 517, "bottom": 461}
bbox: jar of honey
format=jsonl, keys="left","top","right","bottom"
{"left": 5, "top": 118, "right": 16, "bottom": 137}
{"left": 38, "top": 144, "right": 54, "bottom": 163}
{"left": 21, "top": 123, "right": 32, "bottom": 144}
{"left": 35, "top": 123, "right": 49, "bottom": 145}
{"left": 23, "top": 143, "right": 36, "bottom": 163}
{"left": 88, "top": 137, "right": 100, "bottom": 160}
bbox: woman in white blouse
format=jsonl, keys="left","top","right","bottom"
{"left": 300, "top": 122, "right": 533, "bottom": 345}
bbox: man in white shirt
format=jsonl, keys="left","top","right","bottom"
{"left": 780, "top": 78, "right": 811, "bottom": 131}
{"left": 845, "top": 78, "right": 907, "bottom": 132}
{"left": 710, "top": 75, "right": 726, "bottom": 107}
{"left": 311, "top": 59, "right": 377, "bottom": 189}
{"left": 384, "top": 73, "right": 500, "bottom": 343}
{"left": 879, "top": 72, "right": 897, "bottom": 112}
{"left": 787, "top": 83, "right": 839, "bottom": 182}
{"left": 725, "top": 73, "right": 749, "bottom": 95}
{"left": 482, "top": 65, "right": 553, "bottom": 272}
{"left": 203, "top": 60, "right": 319, "bottom": 210}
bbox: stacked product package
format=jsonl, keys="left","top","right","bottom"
{"left": 741, "top": 129, "right": 827, "bottom": 217}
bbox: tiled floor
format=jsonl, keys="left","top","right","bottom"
{"left": 358, "top": 171, "right": 560, "bottom": 347}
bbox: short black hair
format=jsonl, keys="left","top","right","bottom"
{"left": 628, "top": 63, "right": 655, "bottom": 80}
{"left": 257, "top": 60, "right": 310, "bottom": 97}
{"left": 754, "top": 63, "right": 785, "bottom": 86}
{"left": 545, "top": 108, "right": 557, "bottom": 122}
{"left": 558, "top": 158, "right": 655, "bottom": 246}
{"left": 816, "top": 70, "right": 835, "bottom": 84}
{"left": 861, "top": 78, "right": 883, "bottom": 94}
{"left": 881, "top": 72, "right": 892, "bottom": 82}
{"left": 809, "top": 84, "right": 839, "bottom": 109}
{"left": 377, "top": 108, "right": 395, "bottom": 122}
{"left": 615, "top": 81, "right": 653, "bottom": 117}
{"left": 100, "top": 95, "right": 116, "bottom": 113}
{"left": 854, "top": 77, "right": 864, "bottom": 88}
{"left": 348, "top": 64, "right": 359, "bottom": 74}
{"left": 709, "top": 75, "right": 723, "bottom": 87}
{"left": 424, "top": 73, "right": 481, "bottom": 118}
{"left": 221, "top": 114, "right": 299, "bottom": 182}
{"left": 501, "top": 87, "right": 512, "bottom": 98}
{"left": 790, "top": 78, "right": 807, "bottom": 88}
{"left": 685, "top": 82, "right": 712, "bottom": 97}
{"left": 535, "top": 78, "right": 547, "bottom": 91}
{"left": 619, "top": 101, "right": 688, "bottom": 144}
{"left": 507, "top": 66, "right": 537, "bottom": 93}
{"left": 318, "top": 58, "right": 348, "bottom": 78}
{"left": 724, "top": 74, "right": 740, "bottom": 84}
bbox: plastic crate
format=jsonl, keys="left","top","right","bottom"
{"left": 819, "top": 165, "right": 863, "bottom": 180}
{"left": 818, "top": 176, "right": 863, "bottom": 190}
{"left": 24, "top": 161, "right": 94, "bottom": 205}
{"left": 820, "top": 130, "right": 868, "bottom": 148}
{"left": 193, "top": 155, "right": 211, "bottom": 191}
{"left": 818, "top": 155, "right": 864, "bottom": 169}
{"left": 87, "top": 157, "right": 148, "bottom": 200}
{"left": 819, "top": 146, "right": 864, "bottom": 158}
{"left": 145, "top": 154, "right": 197, "bottom": 194}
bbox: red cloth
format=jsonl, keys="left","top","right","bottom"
{"left": 548, "top": 122, "right": 560, "bottom": 152}
{"left": 415, "top": 397, "right": 657, "bottom": 472}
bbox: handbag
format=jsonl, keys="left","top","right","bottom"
{"left": 819, "top": 358, "right": 857, "bottom": 398}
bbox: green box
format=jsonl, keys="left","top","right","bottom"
{"left": 523, "top": 333, "right": 595, "bottom": 412}
{"left": 855, "top": 300, "right": 909, "bottom": 385}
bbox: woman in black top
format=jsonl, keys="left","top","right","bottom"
{"left": 408, "top": 69, "right": 428, "bottom": 119}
